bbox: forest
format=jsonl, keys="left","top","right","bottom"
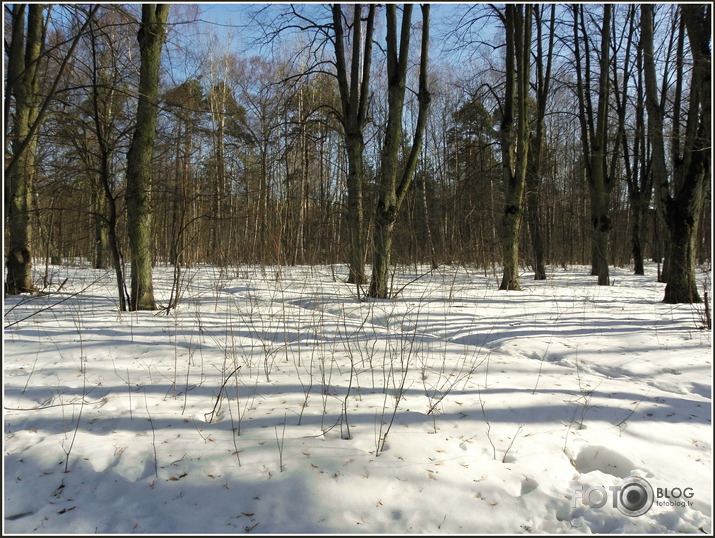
{"left": 4, "top": 3, "right": 712, "bottom": 303}
{"left": 3, "top": 4, "right": 712, "bottom": 534}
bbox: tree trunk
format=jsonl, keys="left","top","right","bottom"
{"left": 332, "top": 4, "right": 374, "bottom": 287}
{"left": 499, "top": 5, "right": 531, "bottom": 291}
{"left": 420, "top": 163, "right": 439, "bottom": 269}
{"left": 663, "top": 199, "right": 702, "bottom": 303}
{"left": 6, "top": 6, "right": 98, "bottom": 292}
{"left": 370, "top": 206, "right": 397, "bottom": 299}
{"left": 525, "top": 161, "right": 546, "bottom": 280}
{"left": 525, "top": 5, "right": 554, "bottom": 281}
{"left": 631, "top": 35, "right": 651, "bottom": 276}
{"left": 589, "top": 187, "right": 611, "bottom": 286}
{"left": 6, "top": 5, "right": 44, "bottom": 295}
{"left": 630, "top": 195, "right": 645, "bottom": 275}
{"left": 345, "top": 135, "right": 367, "bottom": 285}
{"left": 103, "top": 172, "right": 128, "bottom": 312}
{"left": 662, "top": 6, "right": 710, "bottom": 303}
{"left": 611, "top": 5, "right": 650, "bottom": 276}
{"left": 93, "top": 175, "right": 109, "bottom": 270}
{"left": 126, "top": 4, "right": 169, "bottom": 310}
{"left": 590, "top": 5, "right": 612, "bottom": 286}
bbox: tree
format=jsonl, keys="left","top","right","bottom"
{"left": 573, "top": 4, "right": 613, "bottom": 286}
{"left": 5, "top": 5, "right": 99, "bottom": 294}
{"left": 332, "top": 4, "right": 375, "bottom": 287}
{"left": 125, "top": 4, "right": 170, "bottom": 310}
{"left": 368, "top": 4, "right": 431, "bottom": 299}
{"left": 643, "top": 4, "right": 711, "bottom": 303}
{"left": 86, "top": 9, "right": 136, "bottom": 308}
{"left": 611, "top": 5, "right": 652, "bottom": 276}
{"left": 497, "top": 4, "right": 532, "bottom": 291}
{"left": 443, "top": 92, "right": 500, "bottom": 266}
{"left": 5, "top": 5, "right": 44, "bottom": 294}
{"left": 525, "top": 5, "right": 555, "bottom": 281}
{"left": 206, "top": 78, "right": 246, "bottom": 263}
{"left": 162, "top": 78, "right": 205, "bottom": 267}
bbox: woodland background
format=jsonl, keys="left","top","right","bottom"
{"left": 4, "top": 3, "right": 711, "bottom": 306}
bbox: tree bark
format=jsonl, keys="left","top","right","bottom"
{"left": 126, "top": 4, "right": 169, "bottom": 310}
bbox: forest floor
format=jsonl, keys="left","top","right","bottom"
{"left": 3, "top": 262, "right": 712, "bottom": 534}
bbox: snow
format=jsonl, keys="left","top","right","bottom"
{"left": 3, "top": 262, "right": 712, "bottom": 534}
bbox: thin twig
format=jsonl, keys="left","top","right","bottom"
{"left": 144, "top": 389, "right": 158, "bottom": 483}
{"left": 4, "top": 271, "right": 111, "bottom": 329}
{"left": 391, "top": 265, "right": 440, "bottom": 299}
{"left": 502, "top": 424, "right": 524, "bottom": 463}
{"left": 204, "top": 365, "right": 242, "bottom": 423}
{"left": 275, "top": 414, "right": 286, "bottom": 472}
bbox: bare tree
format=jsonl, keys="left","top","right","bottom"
{"left": 573, "top": 4, "right": 613, "bottom": 286}
{"left": 5, "top": 5, "right": 44, "bottom": 294}
{"left": 525, "top": 5, "right": 555, "bottom": 281}
{"left": 368, "top": 4, "right": 431, "bottom": 299}
{"left": 332, "top": 4, "right": 375, "bottom": 287}
{"left": 126, "top": 4, "right": 170, "bottom": 310}
{"left": 643, "top": 4, "right": 711, "bottom": 303}
{"left": 611, "top": 5, "right": 652, "bottom": 276}
{"left": 497, "top": 4, "right": 532, "bottom": 291}
{"left": 87, "top": 10, "right": 136, "bottom": 309}
{"left": 6, "top": 5, "right": 100, "bottom": 295}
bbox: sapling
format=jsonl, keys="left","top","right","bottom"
{"left": 341, "top": 364, "right": 354, "bottom": 440}
{"left": 144, "top": 389, "right": 158, "bottom": 484}
{"left": 125, "top": 368, "right": 134, "bottom": 420}
{"left": 501, "top": 424, "right": 524, "bottom": 463}
{"left": 478, "top": 386, "right": 497, "bottom": 460}
{"left": 226, "top": 366, "right": 242, "bottom": 467}
{"left": 62, "top": 303, "right": 89, "bottom": 473}
{"left": 275, "top": 414, "right": 286, "bottom": 472}
{"left": 295, "top": 350, "right": 315, "bottom": 426}
{"left": 318, "top": 350, "right": 336, "bottom": 432}
{"left": 205, "top": 365, "right": 242, "bottom": 423}
{"left": 61, "top": 383, "right": 85, "bottom": 473}
{"left": 614, "top": 391, "right": 648, "bottom": 434}
{"left": 375, "top": 313, "right": 418, "bottom": 456}
{"left": 574, "top": 357, "right": 600, "bottom": 430}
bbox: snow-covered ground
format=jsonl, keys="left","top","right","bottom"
{"left": 3, "top": 262, "right": 712, "bottom": 534}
